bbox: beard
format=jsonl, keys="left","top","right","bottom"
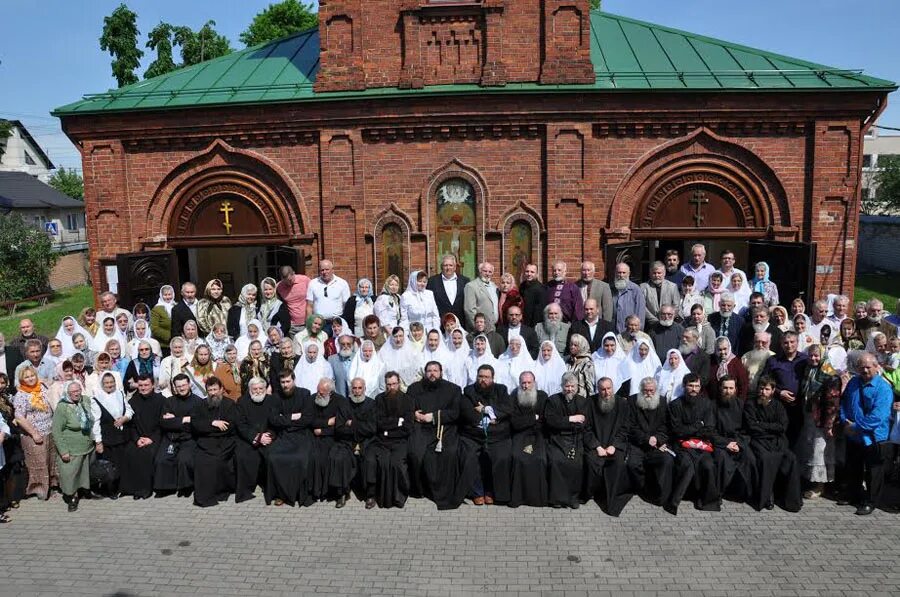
{"left": 718, "top": 392, "right": 736, "bottom": 404}
{"left": 869, "top": 315, "right": 883, "bottom": 323}
{"left": 315, "top": 393, "right": 331, "bottom": 407}
{"left": 339, "top": 347, "right": 354, "bottom": 359}
{"left": 614, "top": 279, "right": 627, "bottom": 291}
{"left": 597, "top": 396, "right": 616, "bottom": 414}
{"left": 658, "top": 319, "right": 673, "bottom": 328}
{"left": 563, "top": 390, "right": 577, "bottom": 402}
{"left": 752, "top": 322, "right": 769, "bottom": 333}
{"left": 679, "top": 342, "right": 697, "bottom": 356}
{"left": 350, "top": 392, "right": 367, "bottom": 404}
{"left": 423, "top": 377, "right": 440, "bottom": 390}
{"left": 517, "top": 387, "right": 537, "bottom": 408}
{"left": 249, "top": 391, "right": 266, "bottom": 404}
{"left": 544, "top": 321, "right": 561, "bottom": 338}
{"left": 744, "top": 349, "right": 771, "bottom": 369}
{"left": 208, "top": 395, "right": 223, "bottom": 409}
{"left": 636, "top": 392, "right": 660, "bottom": 411}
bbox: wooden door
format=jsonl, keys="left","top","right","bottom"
{"left": 116, "top": 250, "right": 179, "bottom": 309}
{"left": 747, "top": 241, "right": 817, "bottom": 307}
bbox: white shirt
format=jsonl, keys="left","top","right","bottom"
{"left": 506, "top": 325, "right": 522, "bottom": 342}
{"left": 442, "top": 275, "right": 459, "bottom": 306}
{"left": 307, "top": 275, "right": 351, "bottom": 319}
{"left": 587, "top": 319, "right": 599, "bottom": 340}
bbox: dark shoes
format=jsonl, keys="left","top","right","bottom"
{"left": 855, "top": 504, "right": 875, "bottom": 516}
{"left": 335, "top": 495, "right": 347, "bottom": 509}
{"left": 365, "top": 498, "right": 376, "bottom": 510}
{"left": 64, "top": 495, "right": 79, "bottom": 512}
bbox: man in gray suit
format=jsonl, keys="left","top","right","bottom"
{"left": 463, "top": 262, "right": 499, "bottom": 332}
{"left": 640, "top": 261, "right": 681, "bottom": 328}
{"left": 535, "top": 303, "right": 570, "bottom": 355}
{"left": 327, "top": 334, "right": 357, "bottom": 397}
{"left": 576, "top": 261, "right": 613, "bottom": 324}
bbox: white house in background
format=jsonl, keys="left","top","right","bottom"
{"left": 0, "top": 120, "right": 55, "bottom": 182}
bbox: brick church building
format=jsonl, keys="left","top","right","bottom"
{"left": 55, "top": 1, "right": 894, "bottom": 307}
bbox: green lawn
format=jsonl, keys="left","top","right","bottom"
{"left": 0, "top": 285, "right": 94, "bottom": 339}
{"left": 854, "top": 273, "right": 900, "bottom": 309}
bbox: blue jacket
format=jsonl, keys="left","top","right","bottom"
{"left": 840, "top": 375, "right": 894, "bottom": 444}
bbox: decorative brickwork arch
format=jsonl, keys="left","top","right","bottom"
{"left": 372, "top": 204, "right": 414, "bottom": 288}
{"left": 498, "top": 201, "right": 544, "bottom": 281}
{"left": 146, "top": 139, "right": 308, "bottom": 246}
{"left": 607, "top": 128, "right": 792, "bottom": 240}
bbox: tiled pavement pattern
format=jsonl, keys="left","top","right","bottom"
{"left": 4, "top": 495, "right": 900, "bottom": 596}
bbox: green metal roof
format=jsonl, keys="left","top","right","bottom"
{"left": 53, "top": 11, "right": 896, "bottom": 116}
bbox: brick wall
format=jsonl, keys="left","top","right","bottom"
{"left": 50, "top": 250, "right": 89, "bottom": 289}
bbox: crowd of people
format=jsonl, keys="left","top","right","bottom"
{"left": 0, "top": 246, "right": 898, "bottom": 520}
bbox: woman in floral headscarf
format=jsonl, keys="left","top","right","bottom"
{"left": 196, "top": 278, "right": 232, "bottom": 337}
{"left": 13, "top": 366, "right": 58, "bottom": 500}
{"left": 51, "top": 380, "right": 95, "bottom": 511}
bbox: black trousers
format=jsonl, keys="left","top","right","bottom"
{"left": 845, "top": 440, "right": 892, "bottom": 507}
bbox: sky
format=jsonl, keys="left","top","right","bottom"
{"left": 2, "top": 0, "right": 898, "bottom": 172}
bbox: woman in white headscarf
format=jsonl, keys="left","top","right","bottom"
{"left": 150, "top": 284, "right": 176, "bottom": 353}
{"left": 444, "top": 328, "right": 471, "bottom": 389}
{"left": 496, "top": 336, "right": 536, "bottom": 390}
{"left": 728, "top": 272, "right": 751, "bottom": 313}
{"left": 535, "top": 340, "right": 568, "bottom": 397}
{"left": 227, "top": 283, "right": 258, "bottom": 340}
{"left": 465, "top": 334, "right": 498, "bottom": 386}
{"left": 128, "top": 318, "right": 161, "bottom": 359}
{"left": 157, "top": 337, "right": 188, "bottom": 397}
{"left": 655, "top": 349, "right": 692, "bottom": 403}
{"left": 591, "top": 332, "right": 627, "bottom": 394}
{"left": 399, "top": 270, "right": 440, "bottom": 333}
{"left": 234, "top": 319, "right": 263, "bottom": 361}
{"left": 620, "top": 338, "right": 663, "bottom": 397}
{"left": 343, "top": 278, "right": 376, "bottom": 337}
{"left": 374, "top": 275, "right": 403, "bottom": 335}
{"left": 92, "top": 316, "right": 126, "bottom": 353}
{"left": 293, "top": 341, "right": 334, "bottom": 394}
{"left": 55, "top": 315, "right": 90, "bottom": 358}
{"left": 90, "top": 371, "right": 134, "bottom": 496}
{"left": 378, "top": 327, "right": 423, "bottom": 391}
{"left": 348, "top": 340, "right": 385, "bottom": 398}
{"left": 257, "top": 277, "right": 290, "bottom": 337}
{"left": 419, "top": 329, "right": 452, "bottom": 379}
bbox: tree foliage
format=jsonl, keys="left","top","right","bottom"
{"left": 0, "top": 119, "right": 11, "bottom": 160}
{"left": 240, "top": 0, "right": 319, "bottom": 47}
{"left": 0, "top": 214, "right": 60, "bottom": 301}
{"left": 174, "top": 20, "right": 233, "bottom": 67}
{"left": 869, "top": 154, "right": 900, "bottom": 214}
{"left": 590, "top": 0, "right": 602, "bottom": 9}
{"left": 48, "top": 168, "right": 84, "bottom": 200}
{"left": 145, "top": 22, "right": 178, "bottom": 79}
{"left": 99, "top": 3, "right": 144, "bottom": 87}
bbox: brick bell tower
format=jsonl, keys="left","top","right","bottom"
{"left": 314, "top": 0, "right": 595, "bottom": 92}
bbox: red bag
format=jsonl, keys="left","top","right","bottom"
{"left": 680, "top": 438, "right": 714, "bottom": 453}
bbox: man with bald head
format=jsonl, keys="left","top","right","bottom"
{"left": 10, "top": 318, "right": 48, "bottom": 355}
{"left": 96, "top": 291, "right": 132, "bottom": 331}
{"left": 576, "top": 261, "right": 612, "bottom": 324}
{"left": 567, "top": 298, "right": 615, "bottom": 354}
{"left": 544, "top": 261, "right": 584, "bottom": 323}
{"left": 307, "top": 260, "right": 351, "bottom": 329}
{"left": 464, "top": 262, "right": 499, "bottom": 331}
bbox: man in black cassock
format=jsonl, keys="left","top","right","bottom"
{"left": 369, "top": 372, "right": 412, "bottom": 509}
{"left": 234, "top": 376, "right": 274, "bottom": 502}
{"left": 624, "top": 377, "right": 673, "bottom": 507}
{"left": 266, "top": 369, "right": 314, "bottom": 506}
{"left": 508, "top": 371, "right": 548, "bottom": 507}
{"left": 120, "top": 375, "right": 164, "bottom": 499}
{"left": 666, "top": 374, "right": 720, "bottom": 514}
{"left": 308, "top": 378, "right": 351, "bottom": 505}
{"left": 544, "top": 372, "right": 590, "bottom": 508}
{"left": 744, "top": 375, "right": 802, "bottom": 512}
{"left": 585, "top": 377, "right": 629, "bottom": 515}
{"left": 459, "top": 365, "right": 513, "bottom": 505}
{"left": 191, "top": 377, "right": 237, "bottom": 507}
{"left": 156, "top": 374, "right": 203, "bottom": 497}
{"left": 407, "top": 361, "right": 463, "bottom": 510}
{"left": 332, "top": 377, "right": 376, "bottom": 507}
{"left": 711, "top": 375, "right": 755, "bottom": 504}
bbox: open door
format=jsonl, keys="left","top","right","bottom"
{"left": 116, "top": 250, "right": 179, "bottom": 309}
{"left": 605, "top": 241, "right": 646, "bottom": 283}
{"left": 747, "top": 240, "right": 816, "bottom": 307}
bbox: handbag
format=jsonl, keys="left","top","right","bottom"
{"left": 90, "top": 456, "right": 120, "bottom": 487}
{"left": 680, "top": 438, "right": 714, "bottom": 453}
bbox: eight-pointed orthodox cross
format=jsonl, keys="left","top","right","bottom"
{"left": 219, "top": 201, "right": 234, "bottom": 235}
{"left": 690, "top": 189, "right": 708, "bottom": 227}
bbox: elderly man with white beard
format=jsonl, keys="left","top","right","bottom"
{"left": 611, "top": 262, "right": 645, "bottom": 333}
{"left": 535, "top": 303, "right": 571, "bottom": 355}
{"left": 680, "top": 328, "right": 710, "bottom": 387}
{"left": 544, "top": 372, "right": 591, "bottom": 508}
{"left": 584, "top": 377, "right": 629, "bottom": 515}
{"left": 738, "top": 306, "right": 783, "bottom": 357}
{"left": 742, "top": 332, "right": 775, "bottom": 399}
{"left": 234, "top": 377, "right": 274, "bottom": 503}
{"left": 327, "top": 334, "right": 357, "bottom": 397}
{"left": 333, "top": 377, "right": 376, "bottom": 507}
{"left": 708, "top": 292, "right": 744, "bottom": 350}
{"left": 624, "top": 377, "right": 673, "bottom": 507}
{"left": 508, "top": 371, "right": 549, "bottom": 507}
{"left": 307, "top": 378, "right": 352, "bottom": 506}
{"left": 647, "top": 304, "right": 683, "bottom": 362}
{"left": 855, "top": 298, "right": 898, "bottom": 341}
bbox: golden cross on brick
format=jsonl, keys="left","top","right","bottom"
{"left": 219, "top": 200, "right": 234, "bottom": 235}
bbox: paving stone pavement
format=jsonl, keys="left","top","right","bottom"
{"left": 3, "top": 494, "right": 900, "bottom": 596}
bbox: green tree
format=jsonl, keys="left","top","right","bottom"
{"left": 240, "top": 0, "right": 318, "bottom": 47}
{"left": 99, "top": 3, "right": 144, "bottom": 87}
{"left": 145, "top": 22, "right": 178, "bottom": 79}
{"left": 868, "top": 154, "right": 900, "bottom": 214}
{"left": 0, "top": 119, "right": 11, "bottom": 159}
{"left": 0, "top": 214, "right": 60, "bottom": 301}
{"left": 48, "top": 168, "right": 84, "bottom": 200}
{"left": 174, "top": 20, "right": 232, "bottom": 66}
{"left": 590, "top": 0, "right": 602, "bottom": 9}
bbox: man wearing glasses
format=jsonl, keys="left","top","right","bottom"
{"left": 307, "top": 259, "right": 351, "bottom": 336}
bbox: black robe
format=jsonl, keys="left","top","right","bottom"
{"left": 94, "top": 393, "right": 135, "bottom": 493}
{"left": 544, "top": 393, "right": 590, "bottom": 507}
{"left": 584, "top": 395, "right": 629, "bottom": 515}
{"left": 407, "top": 378, "right": 463, "bottom": 510}
{"left": 743, "top": 398, "right": 802, "bottom": 512}
{"left": 266, "top": 387, "right": 314, "bottom": 506}
{"left": 624, "top": 395, "right": 674, "bottom": 507}
{"left": 458, "top": 382, "right": 513, "bottom": 503}
{"left": 120, "top": 390, "right": 164, "bottom": 497}
{"left": 711, "top": 397, "right": 755, "bottom": 502}
{"left": 234, "top": 394, "right": 275, "bottom": 502}
{"left": 508, "top": 390, "right": 549, "bottom": 507}
{"left": 334, "top": 397, "right": 377, "bottom": 498}
{"left": 370, "top": 391, "right": 413, "bottom": 508}
{"left": 191, "top": 398, "right": 237, "bottom": 507}
{"left": 307, "top": 392, "right": 351, "bottom": 500}
{"left": 155, "top": 393, "right": 203, "bottom": 493}
{"left": 667, "top": 394, "right": 720, "bottom": 513}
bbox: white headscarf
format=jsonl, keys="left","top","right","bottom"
{"left": 620, "top": 338, "right": 662, "bottom": 396}
{"left": 378, "top": 330, "right": 423, "bottom": 388}
{"left": 728, "top": 275, "right": 751, "bottom": 311}
{"left": 465, "top": 334, "right": 498, "bottom": 385}
{"left": 443, "top": 329, "right": 471, "bottom": 388}
{"left": 422, "top": 329, "right": 452, "bottom": 366}
{"left": 91, "top": 371, "right": 132, "bottom": 442}
{"left": 348, "top": 340, "right": 385, "bottom": 398}
{"left": 655, "top": 349, "right": 692, "bottom": 403}
{"left": 156, "top": 285, "right": 176, "bottom": 317}
{"left": 235, "top": 319, "right": 263, "bottom": 361}
{"left": 535, "top": 340, "right": 568, "bottom": 396}
{"left": 495, "top": 337, "right": 536, "bottom": 390}
{"left": 293, "top": 341, "right": 334, "bottom": 394}
{"left": 257, "top": 277, "right": 284, "bottom": 326}
{"left": 92, "top": 316, "right": 127, "bottom": 352}
{"left": 129, "top": 319, "right": 161, "bottom": 358}
{"left": 591, "top": 332, "right": 627, "bottom": 393}
{"left": 236, "top": 283, "right": 259, "bottom": 337}
{"left": 55, "top": 315, "right": 90, "bottom": 358}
